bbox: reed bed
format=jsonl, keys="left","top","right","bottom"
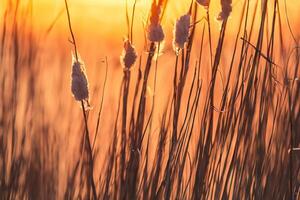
{"left": 0, "top": 0, "right": 299, "bottom": 199}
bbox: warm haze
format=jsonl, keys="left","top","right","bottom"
{"left": 0, "top": 0, "right": 300, "bottom": 199}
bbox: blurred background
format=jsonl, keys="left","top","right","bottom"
{"left": 0, "top": 0, "right": 299, "bottom": 199}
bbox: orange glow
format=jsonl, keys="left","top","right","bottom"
{"left": 25, "top": 0, "right": 300, "bottom": 36}
{"left": 1, "top": 0, "right": 300, "bottom": 198}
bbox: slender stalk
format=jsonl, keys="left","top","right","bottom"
{"left": 142, "top": 42, "right": 160, "bottom": 137}
{"left": 288, "top": 86, "right": 294, "bottom": 199}
{"left": 64, "top": 0, "right": 78, "bottom": 61}
{"left": 65, "top": 1, "right": 97, "bottom": 198}
{"left": 130, "top": 0, "right": 137, "bottom": 43}
{"left": 206, "top": 9, "right": 213, "bottom": 68}
{"left": 92, "top": 57, "right": 108, "bottom": 151}
{"left": 81, "top": 101, "right": 97, "bottom": 200}
{"left": 120, "top": 69, "right": 130, "bottom": 197}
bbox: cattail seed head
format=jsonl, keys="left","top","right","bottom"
{"left": 71, "top": 54, "right": 89, "bottom": 101}
{"left": 173, "top": 14, "right": 190, "bottom": 50}
{"left": 121, "top": 39, "right": 137, "bottom": 70}
{"left": 196, "top": 0, "right": 210, "bottom": 8}
{"left": 147, "top": 0, "right": 165, "bottom": 43}
{"left": 147, "top": 24, "right": 165, "bottom": 42}
{"left": 217, "top": 0, "right": 232, "bottom": 21}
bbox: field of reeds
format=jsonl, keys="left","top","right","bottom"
{"left": 0, "top": 0, "right": 300, "bottom": 199}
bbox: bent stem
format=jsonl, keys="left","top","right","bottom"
{"left": 92, "top": 57, "right": 108, "bottom": 151}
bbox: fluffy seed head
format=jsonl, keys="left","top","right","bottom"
{"left": 217, "top": 0, "right": 232, "bottom": 21}
{"left": 173, "top": 14, "right": 190, "bottom": 50}
{"left": 196, "top": 0, "right": 210, "bottom": 8}
{"left": 147, "top": 0, "right": 165, "bottom": 42}
{"left": 147, "top": 24, "right": 165, "bottom": 42}
{"left": 71, "top": 55, "right": 89, "bottom": 101}
{"left": 121, "top": 39, "right": 137, "bottom": 70}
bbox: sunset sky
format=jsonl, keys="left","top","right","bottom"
{"left": 2, "top": 0, "right": 299, "bottom": 36}
{"left": 1, "top": 0, "right": 299, "bottom": 60}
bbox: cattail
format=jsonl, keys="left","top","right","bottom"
{"left": 173, "top": 14, "right": 190, "bottom": 50}
{"left": 121, "top": 39, "right": 137, "bottom": 70}
{"left": 147, "top": 0, "right": 165, "bottom": 42}
{"left": 147, "top": 24, "right": 165, "bottom": 42}
{"left": 71, "top": 54, "right": 89, "bottom": 101}
{"left": 217, "top": 0, "right": 232, "bottom": 21}
{"left": 149, "top": 0, "right": 161, "bottom": 26}
{"left": 196, "top": 0, "right": 210, "bottom": 8}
